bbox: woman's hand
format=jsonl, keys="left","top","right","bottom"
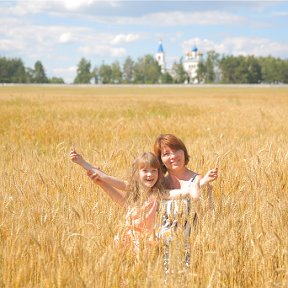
{"left": 201, "top": 168, "right": 218, "bottom": 186}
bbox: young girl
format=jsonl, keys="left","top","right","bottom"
{"left": 70, "top": 149, "right": 201, "bottom": 254}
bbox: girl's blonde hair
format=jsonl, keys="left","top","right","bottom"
{"left": 126, "top": 152, "right": 164, "bottom": 204}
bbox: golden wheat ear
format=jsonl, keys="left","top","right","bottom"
{"left": 70, "top": 145, "right": 75, "bottom": 151}
{"left": 215, "top": 155, "right": 220, "bottom": 169}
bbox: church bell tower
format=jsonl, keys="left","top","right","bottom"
{"left": 155, "top": 40, "right": 166, "bottom": 73}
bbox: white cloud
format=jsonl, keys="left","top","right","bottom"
{"left": 54, "top": 66, "right": 77, "bottom": 73}
{"left": 53, "top": 65, "right": 77, "bottom": 83}
{"left": 0, "top": 21, "right": 77, "bottom": 55}
{"left": 61, "top": 0, "right": 95, "bottom": 10}
{"left": 79, "top": 45, "right": 126, "bottom": 57}
{"left": 0, "top": 15, "right": 136, "bottom": 58}
{"left": 183, "top": 37, "right": 288, "bottom": 58}
{"left": 59, "top": 32, "right": 74, "bottom": 44}
{"left": 0, "top": 39, "right": 19, "bottom": 51}
{"left": 0, "top": 0, "right": 121, "bottom": 15}
{"left": 110, "top": 33, "right": 140, "bottom": 45}
{"left": 222, "top": 37, "right": 288, "bottom": 57}
{"left": 273, "top": 11, "right": 288, "bottom": 16}
{"left": 99, "top": 10, "right": 245, "bottom": 26}
{"left": 57, "top": 0, "right": 121, "bottom": 10}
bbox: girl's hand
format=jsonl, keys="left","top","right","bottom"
{"left": 202, "top": 168, "right": 218, "bottom": 185}
{"left": 70, "top": 148, "right": 84, "bottom": 165}
{"left": 87, "top": 170, "right": 104, "bottom": 185}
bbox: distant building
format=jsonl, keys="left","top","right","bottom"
{"left": 155, "top": 40, "right": 203, "bottom": 84}
{"left": 183, "top": 45, "right": 203, "bottom": 84}
{"left": 155, "top": 40, "right": 166, "bottom": 73}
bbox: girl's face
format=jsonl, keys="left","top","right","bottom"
{"left": 138, "top": 165, "right": 159, "bottom": 188}
{"left": 161, "top": 145, "right": 185, "bottom": 172}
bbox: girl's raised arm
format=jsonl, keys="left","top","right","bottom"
{"left": 87, "top": 170, "right": 126, "bottom": 206}
{"left": 70, "top": 148, "right": 128, "bottom": 191}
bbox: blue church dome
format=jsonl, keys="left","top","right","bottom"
{"left": 157, "top": 41, "right": 164, "bottom": 53}
{"left": 191, "top": 46, "right": 198, "bottom": 52}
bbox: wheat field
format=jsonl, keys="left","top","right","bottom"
{"left": 0, "top": 85, "right": 287, "bottom": 287}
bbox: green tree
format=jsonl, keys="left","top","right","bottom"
{"left": 0, "top": 57, "right": 26, "bottom": 83}
{"left": 235, "top": 56, "right": 249, "bottom": 83}
{"left": 91, "top": 67, "right": 99, "bottom": 84}
{"left": 282, "top": 60, "right": 288, "bottom": 83}
{"left": 259, "top": 56, "right": 287, "bottom": 84}
{"left": 49, "top": 77, "right": 65, "bottom": 84}
{"left": 111, "top": 61, "right": 122, "bottom": 84}
{"left": 196, "top": 51, "right": 219, "bottom": 83}
{"left": 134, "top": 54, "right": 161, "bottom": 84}
{"left": 122, "top": 57, "right": 134, "bottom": 83}
{"left": 74, "top": 58, "right": 92, "bottom": 84}
{"left": 161, "top": 72, "right": 173, "bottom": 84}
{"left": 246, "top": 56, "right": 262, "bottom": 83}
{"left": 206, "top": 50, "right": 219, "bottom": 83}
{"left": 171, "top": 58, "right": 188, "bottom": 83}
{"left": 196, "top": 60, "right": 206, "bottom": 83}
{"left": 11, "top": 59, "right": 26, "bottom": 83}
{"left": 219, "top": 55, "right": 239, "bottom": 83}
{"left": 98, "top": 63, "right": 112, "bottom": 84}
{"left": 25, "top": 67, "right": 34, "bottom": 83}
{"left": 220, "top": 55, "right": 262, "bottom": 84}
{"left": 34, "top": 61, "right": 48, "bottom": 83}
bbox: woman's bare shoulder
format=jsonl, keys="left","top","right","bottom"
{"left": 163, "top": 175, "right": 173, "bottom": 189}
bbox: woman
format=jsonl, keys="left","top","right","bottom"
{"left": 153, "top": 134, "right": 218, "bottom": 269}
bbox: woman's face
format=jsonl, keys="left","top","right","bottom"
{"left": 160, "top": 145, "right": 185, "bottom": 172}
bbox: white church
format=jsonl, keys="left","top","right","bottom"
{"left": 155, "top": 40, "right": 203, "bottom": 84}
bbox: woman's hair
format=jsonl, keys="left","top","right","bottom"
{"left": 154, "top": 134, "right": 190, "bottom": 174}
{"left": 126, "top": 152, "right": 164, "bottom": 204}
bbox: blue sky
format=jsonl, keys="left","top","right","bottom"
{"left": 1, "top": 0, "right": 288, "bottom": 83}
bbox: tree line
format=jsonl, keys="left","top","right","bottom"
{"left": 197, "top": 51, "right": 288, "bottom": 84}
{"left": 1, "top": 52, "right": 288, "bottom": 84}
{"left": 0, "top": 57, "right": 64, "bottom": 84}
